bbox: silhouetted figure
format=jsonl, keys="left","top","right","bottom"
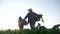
{"left": 18, "top": 16, "right": 24, "bottom": 29}
{"left": 24, "top": 8, "right": 37, "bottom": 29}
{"left": 18, "top": 16, "right": 27, "bottom": 29}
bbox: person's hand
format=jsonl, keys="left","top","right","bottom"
{"left": 24, "top": 19, "right": 25, "bottom": 20}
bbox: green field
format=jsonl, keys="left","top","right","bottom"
{"left": 0, "top": 24, "right": 60, "bottom": 34}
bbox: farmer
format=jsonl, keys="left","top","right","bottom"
{"left": 24, "top": 8, "right": 37, "bottom": 29}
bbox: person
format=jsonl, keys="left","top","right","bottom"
{"left": 24, "top": 8, "right": 37, "bottom": 29}
{"left": 18, "top": 16, "right": 28, "bottom": 29}
{"left": 18, "top": 16, "right": 24, "bottom": 29}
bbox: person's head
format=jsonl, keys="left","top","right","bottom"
{"left": 19, "top": 16, "right": 22, "bottom": 20}
{"left": 28, "top": 8, "right": 32, "bottom": 12}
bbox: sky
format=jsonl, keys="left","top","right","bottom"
{"left": 0, "top": 0, "right": 60, "bottom": 30}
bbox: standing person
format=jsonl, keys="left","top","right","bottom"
{"left": 18, "top": 16, "right": 28, "bottom": 29}
{"left": 18, "top": 16, "right": 24, "bottom": 29}
{"left": 24, "top": 8, "right": 37, "bottom": 29}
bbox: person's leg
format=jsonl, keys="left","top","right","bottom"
{"left": 19, "top": 25, "right": 24, "bottom": 29}
{"left": 30, "top": 22, "right": 35, "bottom": 29}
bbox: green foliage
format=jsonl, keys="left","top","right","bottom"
{"left": 35, "top": 14, "right": 42, "bottom": 21}
{"left": 0, "top": 24, "right": 60, "bottom": 34}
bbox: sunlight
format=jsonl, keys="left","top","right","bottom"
{"left": 0, "top": 0, "right": 59, "bottom": 30}
{"left": 0, "top": 11, "right": 19, "bottom": 30}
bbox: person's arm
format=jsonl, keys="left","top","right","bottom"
{"left": 24, "top": 13, "right": 29, "bottom": 19}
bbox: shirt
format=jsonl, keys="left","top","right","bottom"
{"left": 24, "top": 12, "right": 37, "bottom": 23}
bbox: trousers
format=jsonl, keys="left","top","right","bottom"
{"left": 29, "top": 21, "right": 35, "bottom": 29}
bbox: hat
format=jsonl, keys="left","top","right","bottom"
{"left": 28, "top": 8, "right": 32, "bottom": 11}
